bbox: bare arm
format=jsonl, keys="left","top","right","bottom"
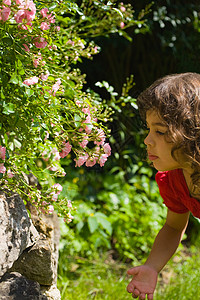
{"left": 144, "top": 209, "right": 189, "bottom": 272}
{"left": 127, "top": 209, "right": 190, "bottom": 299}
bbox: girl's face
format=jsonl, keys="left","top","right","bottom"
{"left": 144, "top": 110, "right": 182, "bottom": 171}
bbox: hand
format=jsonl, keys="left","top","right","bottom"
{"left": 127, "top": 265, "right": 158, "bottom": 300}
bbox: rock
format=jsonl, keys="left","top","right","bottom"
{"left": 0, "top": 191, "right": 39, "bottom": 277}
{"left": 0, "top": 272, "right": 48, "bottom": 300}
{"left": 10, "top": 213, "right": 60, "bottom": 286}
{"left": 41, "top": 285, "right": 61, "bottom": 300}
{"left": 10, "top": 235, "right": 54, "bottom": 285}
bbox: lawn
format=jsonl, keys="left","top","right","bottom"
{"left": 58, "top": 246, "right": 200, "bottom": 300}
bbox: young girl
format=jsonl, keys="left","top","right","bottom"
{"left": 127, "top": 72, "right": 200, "bottom": 300}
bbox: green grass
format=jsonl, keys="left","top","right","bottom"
{"left": 58, "top": 248, "right": 200, "bottom": 300}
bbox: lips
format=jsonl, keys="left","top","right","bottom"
{"left": 147, "top": 152, "right": 159, "bottom": 161}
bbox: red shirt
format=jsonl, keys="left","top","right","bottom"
{"left": 155, "top": 169, "right": 200, "bottom": 218}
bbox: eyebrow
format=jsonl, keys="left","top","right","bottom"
{"left": 152, "top": 122, "right": 167, "bottom": 127}
{"left": 146, "top": 121, "right": 167, "bottom": 127}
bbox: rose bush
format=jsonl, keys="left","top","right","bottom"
{"left": 0, "top": 0, "right": 147, "bottom": 219}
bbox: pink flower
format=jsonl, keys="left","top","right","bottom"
{"left": 75, "top": 152, "right": 88, "bottom": 167}
{"left": 66, "top": 212, "right": 74, "bottom": 223}
{"left": 59, "top": 141, "right": 71, "bottom": 158}
{"left": 0, "top": 163, "right": 6, "bottom": 174}
{"left": 48, "top": 205, "right": 54, "bottom": 214}
{"left": 7, "top": 169, "right": 14, "bottom": 178}
{"left": 67, "top": 200, "right": 72, "bottom": 208}
{"left": 22, "top": 43, "right": 30, "bottom": 52}
{"left": 1, "top": 6, "right": 11, "bottom": 22}
{"left": 34, "top": 37, "right": 48, "bottom": 49}
{"left": 79, "top": 136, "right": 89, "bottom": 148}
{"left": 94, "top": 128, "right": 106, "bottom": 146}
{"left": 33, "top": 57, "right": 42, "bottom": 68}
{"left": 120, "top": 6, "right": 126, "bottom": 12}
{"left": 0, "top": 146, "right": 6, "bottom": 160}
{"left": 40, "top": 22, "right": 50, "bottom": 30}
{"left": 14, "top": 1, "right": 36, "bottom": 23}
{"left": 83, "top": 115, "right": 92, "bottom": 134}
{"left": 40, "top": 8, "right": 49, "bottom": 18}
{"left": 120, "top": 22, "right": 125, "bottom": 28}
{"left": 85, "top": 158, "right": 97, "bottom": 167}
{"left": 3, "top": 0, "right": 11, "bottom": 5}
{"left": 99, "top": 154, "right": 108, "bottom": 167}
{"left": 56, "top": 26, "right": 60, "bottom": 31}
{"left": 15, "top": 0, "right": 23, "bottom": 4}
{"left": 51, "top": 192, "right": 58, "bottom": 201}
{"left": 52, "top": 183, "right": 63, "bottom": 194}
{"left": 103, "top": 143, "right": 111, "bottom": 156}
{"left": 93, "top": 46, "right": 98, "bottom": 54}
{"left": 23, "top": 76, "right": 38, "bottom": 86}
{"left": 52, "top": 78, "right": 61, "bottom": 95}
{"left": 52, "top": 147, "right": 60, "bottom": 160}
{"left": 40, "top": 71, "right": 50, "bottom": 81}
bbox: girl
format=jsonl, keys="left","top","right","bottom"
{"left": 127, "top": 73, "right": 200, "bottom": 300}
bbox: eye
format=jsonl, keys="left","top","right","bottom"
{"left": 156, "top": 130, "right": 165, "bottom": 135}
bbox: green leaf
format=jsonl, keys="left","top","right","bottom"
{"left": 13, "top": 139, "right": 22, "bottom": 148}
{"left": 95, "top": 212, "right": 112, "bottom": 235}
{"left": 2, "top": 102, "right": 15, "bottom": 115}
{"left": 88, "top": 215, "right": 98, "bottom": 233}
{"left": 10, "top": 74, "right": 18, "bottom": 84}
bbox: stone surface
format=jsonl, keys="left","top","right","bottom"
{"left": 0, "top": 191, "right": 39, "bottom": 277}
{"left": 10, "top": 235, "right": 54, "bottom": 285}
{"left": 41, "top": 285, "right": 61, "bottom": 300}
{"left": 10, "top": 212, "right": 60, "bottom": 286}
{"left": 0, "top": 272, "right": 48, "bottom": 300}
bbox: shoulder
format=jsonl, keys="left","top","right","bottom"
{"left": 155, "top": 169, "right": 181, "bottom": 186}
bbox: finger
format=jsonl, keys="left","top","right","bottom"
{"left": 147, "top": 293, "right": 154, "bottom": 300}
{"left": 139, "top": 293, "right": 146, "bottom": 300}
{"left": 127, "top": 282, "right": 135, "bottom": 293}
{"left": 127, "top": 266, "right": 140, "bottom": 276}
{"left": 132, "top": 288, "right": 140, "bottom": 298}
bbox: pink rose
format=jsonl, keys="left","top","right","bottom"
{"left": 52, "top": 183, "right": 63, "bottom": 194}
{"left": 75, "top": 153, "right": 88, "bottom": 167}
{"left": 23, "top": 76, "right": 38, "bottom": 86}
{"left": 120, "top": 22, "right": 125, "bottom": 28}
{"left": 3, "top": 0, "right": 11, "bottom": 5}
{"left": 1, "top": 7, "right": 11, "bottom": 22}
{"left": 52, "top": 78, "right": 61, "bottom": 95}
{"left": 85, "top": 158, "right": 97, "bottom": 167}
{"left": 40, "top": 8, "right": 49, "bottom": 18}
{"left": 34, "top": 37, "right": 48, "bottom": 49}
{"left": 0, "top": 163, "right": 6, "bottom": 174}
{"left": 0, "top": 146, "right": 6, "bottom": 160}
{"left": 48, "top": 205, "right": 54, "bottom": 214}
{"left": 99, "top": 154, "right": 108, "bottom": 167}
{"left": 94, "top": 128, "right": 106, "bottom": 146}
{"left": 40, "top": 71, "right": 50, "bottom": 81}
{"left": 59, "top": 141, "right": 71, "bottom": 158}
{"left": 103, "top": 143, "right": 111, "bottom": 156}
{"left": 22, "top": 43, "right": 30, "bottom": 52}
{"left": 33, "top": 57, "right": 41, "bottom": 68}
{"left": 67, "top": 200, "right": 72, "bottom": 208}
{"left": 40, "top": 22, "right": 50, "bottom": 30}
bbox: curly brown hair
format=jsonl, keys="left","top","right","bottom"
{"left": 137, "top": 72, "right": 200, "bottom": 192}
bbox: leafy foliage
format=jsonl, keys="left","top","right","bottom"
{"left": 0, "top": 0, "right": 148, "bottom": 218}
{"left": 59, "top": 163, "right": 165, "bottom": 261}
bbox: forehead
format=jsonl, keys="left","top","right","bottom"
{"left": 146, "top": 110, "right": 167, "bottom": 127}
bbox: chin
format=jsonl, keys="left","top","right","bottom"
{"left": 153, "top": 162, "right": 180, "bottom": 172}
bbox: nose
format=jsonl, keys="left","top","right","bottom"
{"left": 144, "top": 131, "right": 154, "bottom": 146}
